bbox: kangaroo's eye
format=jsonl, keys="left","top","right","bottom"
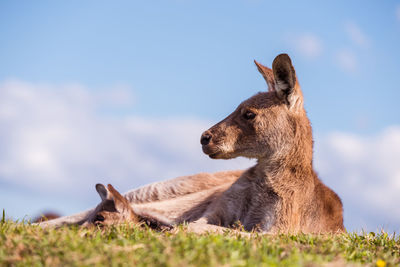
{"left": 243, "top": 111, "right": 256, "bottom": 120}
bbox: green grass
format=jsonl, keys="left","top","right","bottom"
{"left": 0, "top": 220, "right": 399, "bottom": 267}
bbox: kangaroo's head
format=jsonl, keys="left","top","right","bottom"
{"left": 83, "top": 183, "right": 138, "bottom": 226}
{"left": 201, "top": 54, "right": 312, "bottom": 161}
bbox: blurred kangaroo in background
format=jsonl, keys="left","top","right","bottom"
{"left": 39, "top": 54, "right": 344, "bottom": 234}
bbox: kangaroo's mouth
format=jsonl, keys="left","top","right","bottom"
{"left": 208, "top": 152, "right": 221, "bottom": 159}
{"left": 202, "top": 144, "right": 221, "bottom": 159}
{"left": 202, "top": 145, "right": 222, "bottom": 159}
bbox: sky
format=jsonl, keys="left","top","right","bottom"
{"left": 0, "top": 0, "right": 400, "bottom": 233}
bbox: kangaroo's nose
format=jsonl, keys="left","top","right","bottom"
{"left": 200, "top": 132, "right": 212, "bottom": 145}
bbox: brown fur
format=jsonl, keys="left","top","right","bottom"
{"left": 39, "top": 54, "right": 344, "bottom": 234}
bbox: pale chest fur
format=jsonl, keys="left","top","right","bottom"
{"left": 204, "top": 172, "right": 280, "bottom": 232}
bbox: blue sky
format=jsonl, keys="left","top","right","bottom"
{"left": 1, "top": 1, "right": 400, "bottom": 232}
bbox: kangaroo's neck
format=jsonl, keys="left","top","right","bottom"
{"left": 253, "top": 117, "right": 315, "bottom": 193}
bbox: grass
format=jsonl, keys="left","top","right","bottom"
{"left": 0, "top": 220, "right": 399, "bottom": 267}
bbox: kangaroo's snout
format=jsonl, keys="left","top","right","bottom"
{"left": 201, "top": 130, "right": 220, "bottom": 158}
{"left": 200, "top": 131, "right": 212, "bottom": 146}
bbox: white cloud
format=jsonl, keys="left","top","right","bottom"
{"left": 335, "top": 49, "right": 357, "bottom": 73}
{"left": 95, "top": 83, "right": 136, "bottom": 108}
{"left": 291, "top": 33, "right": 323, "bottom": 59}
{"left": 345, "top": 22, "right": 370, "bottom": 48}
{"left": 315, "top": 127, "right": 400, "bottom": 232}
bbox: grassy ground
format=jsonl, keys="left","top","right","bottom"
{"left": 0, "top": 220, "right": 399, "bottom": 267}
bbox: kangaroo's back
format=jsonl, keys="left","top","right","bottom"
{"left": 312, "top": 175, "right": 345, "bottom": 232}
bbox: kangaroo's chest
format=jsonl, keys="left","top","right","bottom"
{"left": 240, "top": 186, "right": 279, "bottom": 231}
{"left": 239, "top": 184, "right": 279, "bottom": 232}
{"left": 211, "top": 178, "right": 279, "bottom": 232}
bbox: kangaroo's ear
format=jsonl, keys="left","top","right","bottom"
{"left": 254, "top": 60, "right": 275, "bottom": 91}
{"left": 107, "top": 184, "right": 130, "bottom": 213}
{"left": 272, "top": 54, "right": 302, "bottom": 110}
{"left": 95, "top": 183, "right": 109, "bottom": 201}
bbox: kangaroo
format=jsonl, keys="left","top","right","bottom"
{"left": 38, "top": 54, "right": 344, "bottom": 234}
